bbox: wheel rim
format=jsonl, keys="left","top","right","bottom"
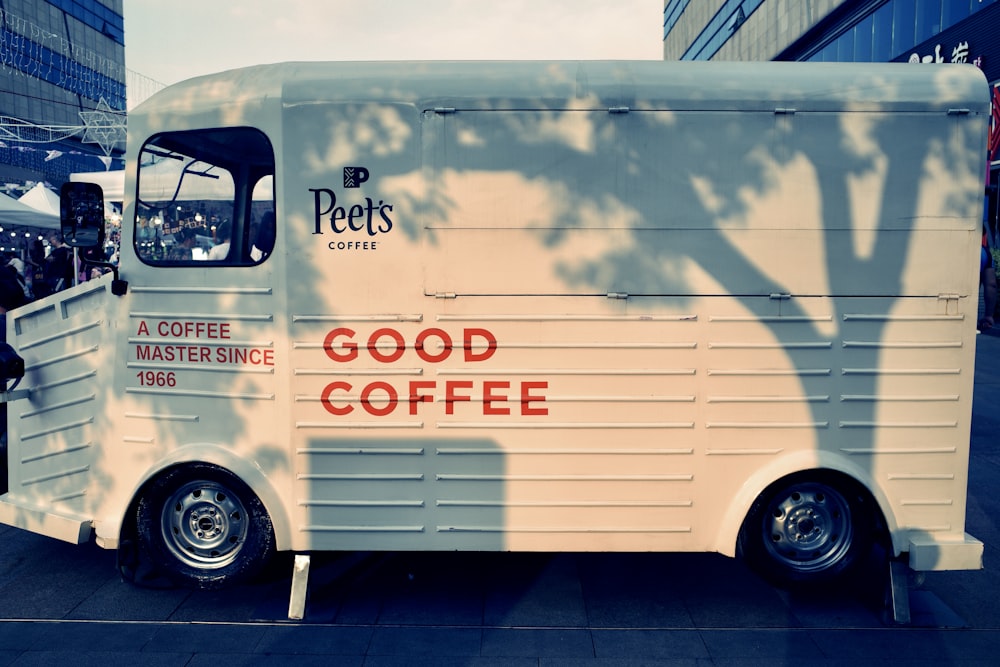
{"left": 160, "top": 479, "right": 249, "bottom": 570}
{"left": 761, "top": 482, "right": 854, "bottom": 575}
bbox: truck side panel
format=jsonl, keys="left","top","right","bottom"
{"left": 0, "top": 278, "right": 115, "bottom": 542}
{"left": 278, "top": 72, "right": 982, "bottom": 558}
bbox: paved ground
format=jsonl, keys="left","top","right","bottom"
{"left": 0, "top": 334, "right": 998, "bottom": 665}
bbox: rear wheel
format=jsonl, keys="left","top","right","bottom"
{"left": 136, "top": 464, "right": 275, "bottom": 589}
{"left": 738, "top": 472, "right": 876, "bottom": 587}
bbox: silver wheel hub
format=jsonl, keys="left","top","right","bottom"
{"left": 161, "top": 481, "right": 248, "bottom": 570}
{"left": 763, "top": 485, "right": 853, "bottom": 573}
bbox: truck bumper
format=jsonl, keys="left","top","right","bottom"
{"left": 908, "top": 533, "right": 984, "bottom": 571}
{"left": 0, "top": 496, "right": 91, "bottom": 544}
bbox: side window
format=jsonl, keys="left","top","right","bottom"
{"left": 134, "top": 127, "right": 275, "bottom": 266}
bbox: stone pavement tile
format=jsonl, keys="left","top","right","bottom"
{"left": 377, "top": 591, "right": 484, "bottom": 626}
{"left": 166, "top": 581, "right": 276, "bottom": 622}
{"left": 0, "top": 558, "right": 117, "bottom": 620}
{"left": 907, "top": 590, "right": 968, "bottom": 628}
{"left": 666, "top": 556, "right": 802, "bottom": 629}
{"left": 143, "top": 622, "right": 267, "bottom": 653}
{"left": 681, "top": 591, "right": 799, "bottom": 629}
{"left": 4, "top": 650, "right": 190, "bottom": 667}
{"left": 66, "top": 576, "right": 192, "bottom": 622}
{"left": 698, "top": 628, "right": 824, "bottom": 660}
{"left": 483, "top": 554, "right": 588, "bottom": 627}
{"left": 16, "top": 620, "right": 159, "bottom": 652}
{"left": 188, "top": 652, "right": 362, "bottom": 667}
{"left": 578, "top": 554, "right": 697, "bottom": 628}
{"left": 364, "top": 658, "right": 535, "bottom": 667}
{"left": 810, "top": 628, "right": 1000, "bottom": 662}
{"left": 324, "top": 592, "right": 382, "bottom": 625}
{"left": 925, "top": 570, "right": 1000, "bottom": 631}
{"left": 250, "top": 554, "right": 376, "bottom": 624}
{"left": 583, "top": 593, "right": 695, "bottom": 630}
{"left": 591, "top": 628, "right": 709, "bottom": 659}
{"left": 254, "top": 624, "right": 373, "bottom": 656}
{"left": 480, "top": 627, "right": 594, "bottom": 659}
{"left": 542, "top": 660, "right": 701, "bottom": 667}
{"left": 709, "top": 659, "right": 885, "bottom": 667}
{"left": 366, "top": 626, "right": 482, "bottom": 657}
{"left": 0, "top": 622, "right": 51, "bottom": 651}
{"left": 0, "top": 620, "right": 158, "bottom": 652}
{"left": 776, "top": 593, "right": 884, "bottom": 629}
{"left": 711, "top": 659, "right": 999, "bottom": 667}
{"left": 303, "top": 553, "right": 415, "bottom": 625}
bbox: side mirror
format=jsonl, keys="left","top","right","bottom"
{"left": 60, "top": 182, "right": 106, "bottom": 248}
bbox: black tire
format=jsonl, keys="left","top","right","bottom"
{"left": 135, "top": 463, "right": 275, "bottom": 589}
{"left": 738, "top": 472, "right": 876, "bottom": 588}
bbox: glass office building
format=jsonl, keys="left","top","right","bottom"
{"left": 0, "top": 1, "right": 125, "bottom": 190}
{"left": 778, "top": 0, "right": 997, "bottom": 65}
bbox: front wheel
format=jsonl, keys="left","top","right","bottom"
{"left": 136, "top": 464, "right": 275, "bottom": 589}
{"left": 738, "top": 472, "right": 876, "bottom": 587}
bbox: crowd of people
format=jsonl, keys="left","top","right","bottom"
{"left": 0, "top": 231, "right": 116, "bottom": 320}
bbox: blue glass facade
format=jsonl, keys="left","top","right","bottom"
{"left": 664, "top": 0, "right": 767, "bottom": 60}
{"left": 664, "top": 0, "right": 998, "bottom": 64}
{"left": 48, "top": 0, "right": 125, "bottom": 45}
{"left": 805, "top": 0, "right": 996, "bottom": 63}
{"left": 0, "top": 1, "right": 126, "bottom": 186}
{"left": 0, "top": 24, "right": 126, "bottom": 110}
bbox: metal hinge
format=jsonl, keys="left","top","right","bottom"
{"left": 608, "top": 106, "right": 630, "bottom": 114}
{"left": 433, "top": 292, "right": 457, "bottom": 299}
{"left": 433, "top": 107, "right": 456, "bottom": 115}
{"left": 946, "top": 108, "right": 971, "bottom": 116}
{"left": 774, "top": 108, "right": 797, "bottom": 115}
{"left": 607, "top": 292, "right": 629, "bottom": 300}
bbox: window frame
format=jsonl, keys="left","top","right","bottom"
{"left": 132, "top": 126, "right": 276, "bottom": 268}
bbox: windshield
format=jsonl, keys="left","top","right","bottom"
{"left": 134, "top": 127, "right": 275, "bottom": 265}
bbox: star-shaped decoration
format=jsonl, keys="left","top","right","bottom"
{"left": 79, "top": 98, "right": 126, "bottom": 155}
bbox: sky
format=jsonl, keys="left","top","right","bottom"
{"left": 124, "top": 0, "right": 664, "bottom": 88}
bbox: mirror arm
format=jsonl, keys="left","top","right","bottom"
{"left": 81, "top": 259, "right": 128, "bottom": 296}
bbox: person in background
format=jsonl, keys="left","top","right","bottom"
{"left": 250, "top": 211, "right": 276, "bottom": 262}
{"left": 26, "top": 239, "right": 46, "bottom": 298}
{"left": 44, "top": 233, "right": 73, "bottom": 293}
{"left": 0, "top": 265, "right": 27, "bottom": 327}
{"left": 167, "top": 228, "right": 197, "bottom": 261}
{"left": 5, "top": 254, "right": 24, "bottom": 282}
{"left": 208, "top": 221, "right": 231, "bottom": 261}
{"left": 4, "top": 254, "right": 28, "bottom": 300}
{"left": 980, "top": 227, "right": 997, "bottom": 332}
{"left": 0, "top": 269, "right": 26, "bottom": 496}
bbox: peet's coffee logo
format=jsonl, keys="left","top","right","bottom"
{"left": 310, "top": 166, "right": 394, "bottom": 251}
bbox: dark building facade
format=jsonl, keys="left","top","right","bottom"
{"left": 0, "top": 0, "right": 126, "bottom": 193}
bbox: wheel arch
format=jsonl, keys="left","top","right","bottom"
{"left": 711, "top": 450, "right": 897, "bottom": 558}
{"left": 99, "top": 443, "right": 292, "bottom": 553}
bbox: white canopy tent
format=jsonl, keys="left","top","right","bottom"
{"left": 0, "top": 192, "right": 59, "bottom": 230}
{"left": 17, "top": 182, "right": 60, "bottom": 217}
{"left": 70, "top": 169, "right": 125, "bottom": 201}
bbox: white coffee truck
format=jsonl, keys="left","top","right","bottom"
{"left": 0, "top": 61, "right": 988, "bottom": 594}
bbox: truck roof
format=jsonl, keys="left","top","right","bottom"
{"left": 135, "top": 60, "right": 989, "bottom": 118}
